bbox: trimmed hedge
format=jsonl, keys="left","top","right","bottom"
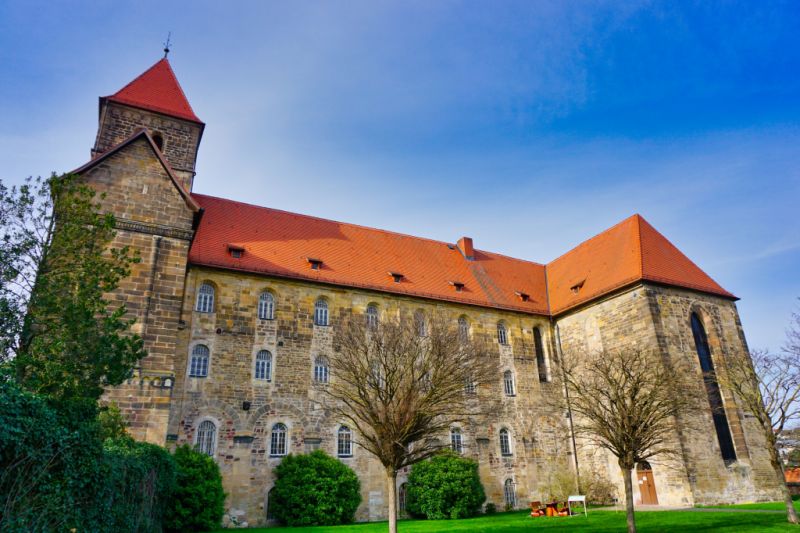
{"left": 270, "top": 450, "right": 361, "bottom": 526}
{"left": 406, "top": 451, "right": 486, "bottom": 519}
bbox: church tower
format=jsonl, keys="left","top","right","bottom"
{"left": 91, "top": 58, "right": 204, "bottom": 191}
{"left": 73, "top": 57, "right": 202, "bottom": 444}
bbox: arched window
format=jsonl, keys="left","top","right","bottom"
{"left": 504, "top": 479, "right": 516, "bottom": 508}
{"left": 414, "top": 310, "right": 426, "bottom": 337}
{"left": 189, "top": 344, "right": 210, "bottom": 377}
{"left": 458, "top": 316, "right": 469, "bottom": 342}
{"left": 255, "top": 350, "right": 272, "bottom": 381}
{"left": 691, "top": 312, "right": 737, "bottom": 463}
{"left": 499, "top": 428, "right": 512, "bottom": 456}
{"left": 464, "top": 375, "right": 476, "bottom": 395}
{"left": 266, "top": 487, "right": 276, "bottom": 520}
{"left": 398, "top": 482, "right": 408, "bottom": 513}
{"left": 450, "top": 427, "right": 463, "bottom": 454}
{"left": 196, "top": 420, "right": 217, "bottom": 456}
{"left": 337, "top": 426, "right": 353, "bottom": 457}
{"left": 314, "top": 356, "right": 329, "bottom": 384}
{"left": 270, "top": 423, "right": 288, "bottom": 457}
{"left": 503, "top": 370, "right": 515, "bottom": 396}
{"left": 497, "top": 322, "right": 508, "bottom": 345}
{"left": 259, "top": 292, "right": 275, "bottom": 320}
{"left": 366, "top": 304, "right": 379, "bottom": 329}
{"left": 534, "top": 327, "right": 548, "bottom": 382}
{"left": 195, "top": 282, "right": 215, "bottom": 313}
{"left": 314, "top": 299, "right": 329, "bottom": 326}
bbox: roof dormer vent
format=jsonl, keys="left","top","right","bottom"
{"left": 449, "top": 281, "right": 465, "bottom": 292}
{"left": 515, "top": 291, "right": 530, "bottom": 302}
{"left": 388, "top": 271, "right": 404, "bottom": 283}
{"left": 570, "top": 279, "right": 586, "bottom": 294}
{"left": 307, "top": 257, "right": 323, "bottom": 270}
{"left": 227, "top": 244, "right": 244, "bottom": 259}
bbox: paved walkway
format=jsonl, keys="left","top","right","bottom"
{"left": 594, "top": 504, "right": 784, "bottom": 514}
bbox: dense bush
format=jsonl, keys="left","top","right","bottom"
{"left": 406, "top": 452, "right": 486, "bottom": 519}
{"left": 270, "top": 450, "right": 361, "bottom": 526}
{"left": 165, "top": 444, "right": 225, "bottom": 532}
{"left": 582, "top": 469, "right": 618, "bottom": 505}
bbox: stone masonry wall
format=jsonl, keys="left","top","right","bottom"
{"left": 169, "top": 266, "right": 572, "bottom": 526}
{"left": 93, "top": 102, "right": 202, "bottom": 191}
{"left": 80, "top": 138, "right": 195, "bottom": 444}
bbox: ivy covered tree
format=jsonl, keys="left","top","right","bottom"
{"left": 0, "top": 174, "right": 145, "bottom": 401}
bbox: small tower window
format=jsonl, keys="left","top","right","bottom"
{"left": 270, "top": 423, "right": 288, "bottom": 457}
{"left": 314, "top": 355, "right": 329, "bottom": 384}
{"left": 189, "top": 344, "right": 210, "bottom": 377}
{"left": 196, "top": 283, "right": 215, "bottom": 313}
{"left": 314, "top": 299, "right": 329, "bottom": 326}
{"left": 255, "top": 350, "right": 272, "bottom": 381}
{"left": 534, "top": 327, "right": 548, "bottom": 383}
{"left": 195, "top": 420, "right": 217, "bottom": 456}
{"left": 503, "top": 370, "right": 515, "bottom": 396}
{"left": 366, "top": 304, "right": 379, "bottom": 329}
{"left": 458, "top": 316, "right": 469, "bottom": 342}
{"left": 259, "top": 292, "right": 275, "bottom": 320}
{"left": 414, "top": 310, "right": 426, "bottom": 337}
{"left": 497, "top": 322, "right": 508, "bottom": 345}
{"left": 499, "top": 428, "right": 512, "bottom": 456}
{"left": 337, "top": 426, "right": 353, "bottom": 457}
{"left": 450, "top": 427, "right": 463, "bottom": 454}
{"left": 504, "top": 479, "right": 517, "bottom": 508}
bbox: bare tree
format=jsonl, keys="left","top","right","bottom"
{"left": 323, "top": 311, "right": 497, "bottom": 533}
{"left": 718, "top": 305, "right": 800, "bottom": 524}
{"left": 553, "top": 347, "right": 700, "bottom": 533}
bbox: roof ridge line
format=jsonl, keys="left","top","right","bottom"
{"left": 635, "top": 213, "right": 645, "bottom": 279}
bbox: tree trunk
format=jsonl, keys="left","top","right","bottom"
{"left": 621, "top": 466, "right": 637, "bottom": 533}
{"left": 769, "top": 442, "right": 799, "bottom": 523}
{"left": 387, "top": 468, "right": 398, "bottom": 533}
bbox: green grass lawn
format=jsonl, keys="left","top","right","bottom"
{"left": 699, "top": 501, "right": 799, "bottom": 511}
{"left": 215, "top": 509, "right": 799, "bottom": 532}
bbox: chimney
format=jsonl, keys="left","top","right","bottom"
{"left": 457, "top": 237, "right": 474, "bottom": 260}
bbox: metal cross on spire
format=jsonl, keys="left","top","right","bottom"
{"left": 163, "top": 32, "right": 172, "bottom": 58}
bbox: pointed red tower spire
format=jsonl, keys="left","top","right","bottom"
{"left": 104, "top": 58, "right": 202, "bottom": 123}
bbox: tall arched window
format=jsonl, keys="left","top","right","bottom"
{"left": 258, "top": 292, "right": 275, "bottom": 320}
{"left": 497, "top": 322, "right": 508, "bottom": 345}
{"left": 314, "top": 356, "right": 329, "bottom": 384}
{"left": 398, "top": 483, "right": 408, "bottom": 514}
{"left": 189, "top": 344, "right": 210, "bottom": 377}
{"left": 503, "top": 370, "right": 515, "bottom": 396}
{"left": 414, "top": 310, "right": 426, "bottom": 337}
{"left": 338, "top": 426, "right": 353, "bottom": 457}
{"left": 691, "top": 312, "right": 737, "bottom": 463}
{"left": 458, "top": 316, "right": 469, "bottom": 342}
{"left": 450, "top": 427, "right": 463, "bottom": 454}
{"left": 267, "top": 487, "right": 276, "bottom": 520}
{"left": 499, "top": 428, "right": 512, "bottom": 456}
{"left": 255, "top": 350, "right": 272, "bottom": 381}
{"left": 314, "top": 299, "right": 329, "bottom": 326}
{"left": 366, "top": 304, "right": 379, "bottom": 329}
{"left": 534, "top": 327, "right": 548, "bottom": 382}
{"left": 195, "top": 282, "right": 215, "bottom": 313}
{"left": 270, "top": 423, "right": 288, "bottom": 457}
{"left": 196, "top": 420, "right": 217, "bottom": 456}
{"left": 504, "top": 479, "right": 516, "bottom": 508}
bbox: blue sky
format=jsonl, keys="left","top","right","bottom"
{"left": 1, "top": 1, "right": 798, "bottom": 350}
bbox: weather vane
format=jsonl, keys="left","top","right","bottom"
{"left": 163, "top": 32, "right": 172, "bottom": 58}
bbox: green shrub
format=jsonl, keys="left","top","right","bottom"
{"left": 165, "top": 444, "right": 225, "bottom": 532}
{"left": 98, "top": 402, "right": 129, "bottom": 441}
{"left": 270, "top": 450, "right": 361, "bottom": 526}
{"left": 484, "top": 502, "right": 497, "bottom": 514}
{"left": 405, "top": 451, "right": 486, "bottom": 519}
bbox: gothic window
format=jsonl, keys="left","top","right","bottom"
{"left": 270, "top": 423, "right": 288, "bottom": 457}
{"left": 366, "top": 304, "right": 379, "bottom": 329}
{"left": 258, "top": 291, "right": 275, "bottom": 320}
{"left": 196, "top": 420, "right": 216, "bottom": 456}
{"left": 196, "top": 282, "right": 215, "bottom": 313}
{"left": 504, "top": 479, "right": 516, "bottom": 508}
{"left": 314, "top": 355, "right": 329, "bottom": 384}
{"left": 458, "top": 316, "right": 469, "bottom": 342}
{"left": 414, "top": 310, "right": 426, "bottom": 337}
{"left": 503, "top": 370, "right": 515, "bottom": 396}
{"left": 534, "top": 327, "right": 548, "bottom": 382}
{"left": 450, "top": 427, "right": 463, "bottom": 454}
{"left": 189, "top": 344, "right": 210, "bottom": 377}
{"left": 398, "top": 483, "right": 408, "bottom": 513}
{"left": 314, "top": 299, "right": 329, "bottom": 326}
{"left": 255, "top": 350, "right": 272, "bottom": 381}
{"left": 499, "top": 428, "right": 512, "bottom": 456}
{"left": 337, "top": 426, "right": 353, "bottom": 457}
{"left": 267, "top": 487, "right": 276, "bottom": 520}
{"left": 497, "top": 322, "right": 508, "bottom": 345}
{"left": 691, "top": 312, "right": 737, "bottom": 463}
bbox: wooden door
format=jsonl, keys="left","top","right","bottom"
{"left": 637, "top": 462, "right": 658, "bottom": 505}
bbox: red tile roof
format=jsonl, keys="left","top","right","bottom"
{"left": 189, "top": 194, "right": 549, "bottom": 314}
{"left": 188, "top": 196, "right": 735, "bottom": 316}
{"left": 104, "top": 59, "right": 202, "bottom": 123}
{"left": 547, "top": 214, "right": 734, "bottom": 314}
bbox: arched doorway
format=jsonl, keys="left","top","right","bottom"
{"left": 636, "top": 461, "right": 658, "bottom": 505}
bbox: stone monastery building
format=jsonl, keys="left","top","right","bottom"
{"left": 71, "top": 58, "right": 780, "bottom": 525}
